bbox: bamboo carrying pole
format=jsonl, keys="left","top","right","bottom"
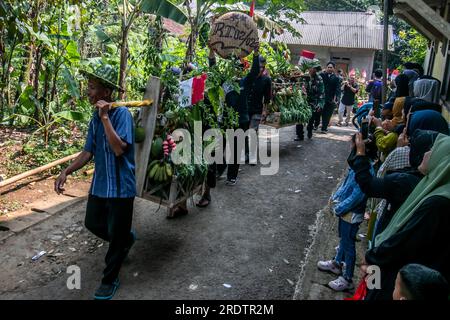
{"left": 111, "top": 99, "right": 153, "bottom": 108}
{"left": 0, "top": 152, "right": 81, "bottom": 189}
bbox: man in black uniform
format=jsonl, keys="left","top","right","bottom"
{"left": 319, "top": 61, "right": 341, "bottom": 134}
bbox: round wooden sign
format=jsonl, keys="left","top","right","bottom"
{"left": 209, "top": 12, "right": 259, "bottom": 59}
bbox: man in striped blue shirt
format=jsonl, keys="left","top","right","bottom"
{"left": 55, "top": 64, "right": 136, "bottom": 300}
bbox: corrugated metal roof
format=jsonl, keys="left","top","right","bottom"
{"left": 262, "top": 11, "right": 394, "bottom": 50}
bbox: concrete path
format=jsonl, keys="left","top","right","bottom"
{"left": 0, "top": 122, "right": 354, "bottom": 300}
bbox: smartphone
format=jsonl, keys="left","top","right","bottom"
{"left": 361, "top": 117, "right": 369, "bottom": 140}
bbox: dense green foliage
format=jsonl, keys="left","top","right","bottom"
{"left": 0, "top": 0, "right": 428, "bottom": 172}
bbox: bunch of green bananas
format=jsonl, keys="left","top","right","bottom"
{"left": 147, "top": 160, "right": 173, "bottom": 183}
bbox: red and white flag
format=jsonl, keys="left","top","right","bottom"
{"left": 249, "top": 0, "right": 255, "bottom": 17}
{"left": 298, "top": 49, "right": 316, "bottom": 66}
{"left": 179, "top": 73, "right": 208, "bottom": 108}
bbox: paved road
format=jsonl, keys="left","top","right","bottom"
{"left": 0, "top": 123, "right": 354, "bottom": 300}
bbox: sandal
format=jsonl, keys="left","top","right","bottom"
{"left": 167, "top": 206, "right": 189, "bottom": 219}
{"left": 196, "top": 194, "right": 211, "bottom": 208}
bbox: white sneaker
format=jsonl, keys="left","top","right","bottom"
{"left": 328, "top": 276, "right": 354, "bottom": 292}
{"left": 317, "top": 260, "right": 342, "bottom": 275}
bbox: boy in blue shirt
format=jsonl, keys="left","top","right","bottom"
{"left": 55, "top": 64, "right": 136, "bottom": 300}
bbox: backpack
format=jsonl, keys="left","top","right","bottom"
{"left": 371, "top": 80, "right": 382, "bottom": 101}
{"left": 353, "top": 102, "right": 373, "bottom": 128}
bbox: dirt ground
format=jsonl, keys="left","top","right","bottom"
{"left": 0, "top": 118, "right": 355, "bottom": 300}
{"left": 0, "top": 126, "right": 90, "bottom": 214}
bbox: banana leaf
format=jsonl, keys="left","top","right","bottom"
{"left": 141, "top": 0, "right": 188, "bottom": 25}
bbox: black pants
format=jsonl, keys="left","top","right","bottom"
{"left": 321, "top": 101, "right": 336, "bottom": 131}
{"left": 206, "top": 164, "right": 217, "bottom": 188}
{"left": 296, "top": 110, "right": 321, "bottom": 139}
{"left": 85, "top": 195, "right": 134, "bottom": 284}
{"left": 296, "top": 123, "right": 305, "bottom": 139}
{"left": 226, "top": 121, "right": 249, "bottom": 180}
{"left": 208, "top": 136, "right": 231, "bottom": 187}
{"left": 307, "top": 110, "right": 322, "bottom": 133}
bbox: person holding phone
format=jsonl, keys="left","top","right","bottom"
{"left": 338, "top": 74, "right": 359, "bottom": 126}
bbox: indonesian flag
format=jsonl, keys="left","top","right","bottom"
{"left": 298, "top": 49, "right": 315, "bottom": 66}
{"left": 179, "top": 74, "right": 207, "bottom": 108}
{"left": 249, "top": 0, "right": 255, "bottom": 17}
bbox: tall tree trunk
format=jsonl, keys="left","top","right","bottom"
{"left": 185, "top": 24, "right": 198, "bottom": 65}
{"left": 50, "top": 62, "right": 61, "bottom": 106}
{"left": 184, "top": 0, "right": 198, "bottom": 66}
{"left": 118, "top": 27, "right": 129, "bottom": 100}
{"left": 29, "top": 0, "right": 40, "bottom": 88}
{"left": 42, "top": 62, "right": 51, "bottom": 117}
{"left": 118, "top": 0, "right": 132, "bottom": 101}
{"left": 1, "top": 35, "right": 18, "bottom": 119}
{"left": 14, "top": 45, "right": 32, "bottom": 101}
{"left": 32, "top": 47, "right": 43, "bottom": 123}
{"left": 25, "top": 44, "right": 35, "bottom": 87}
{"left": 0, "top": 33, "right": 4, "bottom": 120}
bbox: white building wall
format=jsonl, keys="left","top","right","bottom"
{"left": 287, "top": 44, "right": 376, "bottom": 80}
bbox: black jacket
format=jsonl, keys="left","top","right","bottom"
{"left": 221, "top": 55, "right": 261, "bottom": 125}
{"left": 365, "top": 195, "right": 450, "bottom": 300}
{"left": 320, "top": 72, "right": 340, "bottom": 103}
{"left": 247, "top": 75, "right": 272, "bottom": 116}
{"left": 349, "top": 155, "right": 423, "bottom": 233}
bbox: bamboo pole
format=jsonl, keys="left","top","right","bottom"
{"left": 0, "top": 152, "right": 81, "bottom": 189}
{"left": 111, "top": 99, "right": 153, "bottom": 108}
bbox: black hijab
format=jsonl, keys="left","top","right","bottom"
{"left": 409, "top": 129, "right": 441, "bottom": 168}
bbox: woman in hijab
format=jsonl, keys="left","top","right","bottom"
{"left": 413, "top": 77, "right": 440, "bottom": 104}
{"left": 391, "top": 74, "right": 410, "bottom": 126}
{"left": 361, "top": 133, "right": 450, "bottom": 300}
{"left": 403, "top": 99, "right": 442, "bottom": 126}
{"left": 349, "top": 130, "right": 441, "bottom": 240}
{"left": 364, "top": 109, "right": 448, "bottom": 242}
{"left": 407, "top": 109, "right": 449, "bottom": 137}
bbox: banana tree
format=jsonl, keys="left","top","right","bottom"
{"left": 116, "top": 0, "right": 187, "bottom": 99}
{"left": 9, "top": 86, "right": 87, "bottom": 145}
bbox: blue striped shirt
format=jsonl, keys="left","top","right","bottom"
{"left": 84, "top": 107, "right": 136, "bottom": 198}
